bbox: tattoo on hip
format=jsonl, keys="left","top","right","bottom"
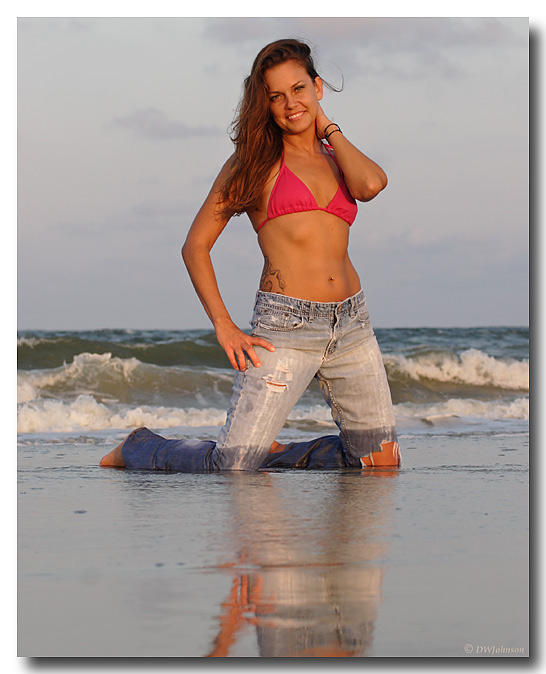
{"left": 260, "top": 256, "right": 286, "bottom": 293}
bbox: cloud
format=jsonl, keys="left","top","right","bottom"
{"left": 293, "top": 16, "right": 515, "bottom": 50}
{"left": 112, "top": 108, "right": 222, "bottom": 140}
{"left": 201, "top": 17, "right": 522, "bottom": 81}
{"left": 205, "top": 16, "right": 517, "bottom": 52}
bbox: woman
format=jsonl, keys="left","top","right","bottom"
{"left": 100, "top": 38, "right": 400, "bottom": 471}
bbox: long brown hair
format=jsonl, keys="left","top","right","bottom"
{"left": 219, "top": 39, "right": 339, "bottom": 218}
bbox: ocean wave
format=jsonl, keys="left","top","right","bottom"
{"left": 17, "top": 352, "right": 235, "bottom": 406}
{"left": 17, "top": 395, "right": 228, "bottom": 434}
{"left": 17, "top": 352, "right": 142, "bottom": 403}
{"left": 17, "top": 395, "right": 529, "bottom": 435}
{"left": 17, "top": 330, "right": 226, "bottom": 370}
{"left": 17, "top": 328, "right": 529, "bottom": 437}
{"left": 384, "top": 348, "right": 528, "bottom": 391}
{"left": 19, "top": 347, "right": 528, "bottom": 412}
{"left": 395, "top": 397, "right": 529, "bottom": 423}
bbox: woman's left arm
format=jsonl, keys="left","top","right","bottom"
{"left": 316, "top": 106, "right": 388, "bottom": 202}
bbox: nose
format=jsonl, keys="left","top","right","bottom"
{"left": 284, "top": 93, "right": 297, "bottom": 109}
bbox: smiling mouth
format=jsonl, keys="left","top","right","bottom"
{"left": 287, "top": 111, "right": 305, "bottom": 121}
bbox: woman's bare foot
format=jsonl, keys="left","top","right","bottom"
{"left": 361, "top": 441, "right": 401, "bottom": 468}
{"left": 269, "top": 440, "right": 286, "bottom": 454}
{"left": 99, "top": 429, "right": 142, "bottom": 468}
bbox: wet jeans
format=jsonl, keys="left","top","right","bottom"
{"left": 122, "top": 290, "right": 398, "bottom": 471}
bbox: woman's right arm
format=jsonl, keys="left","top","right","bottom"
{"left": 181, "top": 157, "right": 275, "bottom": 371}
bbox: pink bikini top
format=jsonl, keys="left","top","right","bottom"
{"left": 256, "top": 144, "right": 358, "bottom": 232}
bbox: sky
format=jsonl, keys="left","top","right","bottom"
{"left": 16, "top": 13, "right": 530, "bottom": 330}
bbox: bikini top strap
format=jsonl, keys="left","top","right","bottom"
{"left": 323, "top": 142, "right": 340, "bottom": 168}
{"left": 324, "top": 142, "right": 347, "bottom": 180}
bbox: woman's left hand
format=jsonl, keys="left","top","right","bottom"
{"left": 315, "top": 104, "right": 332, "bottom": 139}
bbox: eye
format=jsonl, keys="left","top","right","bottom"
{"left": 295, "top": 85, "right": 305, "bottom": 92}
{"left": 269, "top": 94, "right": 280, "bottom": 102}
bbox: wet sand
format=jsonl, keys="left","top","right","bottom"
{"left": 18, "top": 432, "right": 529, "bottom": 657}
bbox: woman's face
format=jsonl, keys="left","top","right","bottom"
{"left": 264, "top": 60, "right": 323, "bottom": 135}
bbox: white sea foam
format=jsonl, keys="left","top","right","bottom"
{"left": 17, "top": 380, "right": 38, "bottom": 404}
{"left": 17, "top": 395, "right": 228, "bottom": 434}
{"left": 287, "top": 405, "right": 336, "bottom": 425}
{"left": 385, "top": 348, "right": 528, "bottom": 391}
{"left": 395, "top": 397, "right": 529, "bottom": 422}
{"left": 18, "top": 394, "right": 529, "bottom": 434}
{"left": 17, "top": 336, "right": 43, "bottom": 348}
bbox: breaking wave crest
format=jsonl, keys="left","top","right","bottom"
{"left": 385, "top": 348, "right": 528, "bottom": 391}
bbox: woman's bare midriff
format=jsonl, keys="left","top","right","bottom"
{"left": 255, "top": 211, "right": 361, "bottom": 302}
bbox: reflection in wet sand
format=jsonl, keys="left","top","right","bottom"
{"left": 207, "top": 469, "right": 400, "bottom": 657}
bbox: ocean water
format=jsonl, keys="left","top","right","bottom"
{"left": 17, "top": 326, "right": 529, "bottom": 443}
{"left": 17, "top": 326, "right": 529, "bottom": 657}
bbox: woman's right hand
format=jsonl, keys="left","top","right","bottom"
{"left": 315, "top": 103, "right": 332, "bottom": 139}
{"left": 215, "top": 319, "right": 275, "bottom": 371}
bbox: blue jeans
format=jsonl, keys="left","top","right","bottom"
{"left": 122, "top": 290, "right": 397, "bottom": 471}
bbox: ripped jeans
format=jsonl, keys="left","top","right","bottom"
{"left": 121, "top": 290, "right": 398, "bottom": 471}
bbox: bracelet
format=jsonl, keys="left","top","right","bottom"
{"left": 324, "top": 123, "right": 342, "bottom": 141}
{"left": 325, "top": 127, "right": 342, "bottom": 140}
